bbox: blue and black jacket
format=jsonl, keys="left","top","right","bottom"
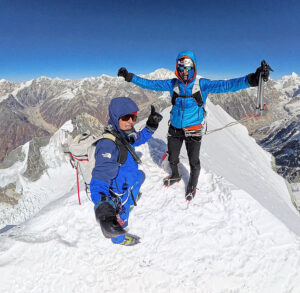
{"left": 131, "top": 50, "right": 250, "bottom": 129}
{"left": 90, "top": 97, "right": 153, "bottom": 207}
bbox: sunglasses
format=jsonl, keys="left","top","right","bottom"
{"left": 178, "top": 66, "right": 194, "bottom": 72}
{"left": 120, "top": 114, "right": 137, "bottom": 122}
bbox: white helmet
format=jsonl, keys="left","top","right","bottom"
{"left": 177, "top": 58, "right": 193, "bottom": 68}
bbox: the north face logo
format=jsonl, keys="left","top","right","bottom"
{"left": 102, "top": 152, "right": 112, "bottom": 159}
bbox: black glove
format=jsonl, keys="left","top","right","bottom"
{"left": 146, "top": 105, "right": 163, "bottom": 131}
{"left": 248, "top": 60, "right": 273, "bottom": 87}
{"left": 118, "top": 67, "right": 134, "bottom": 82}
{"left": 95, "top": 201, "right": 125, "bottom": 238}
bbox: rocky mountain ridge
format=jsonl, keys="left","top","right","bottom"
{"left": 0, "top": 69, "right": 174, "bottom": 162}
{"left": 0, "top": 70, "right": 299, "bottom": 184}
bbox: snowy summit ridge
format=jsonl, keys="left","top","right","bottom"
{"left": 0, "top": 99, "right": 300, "bottom": 292}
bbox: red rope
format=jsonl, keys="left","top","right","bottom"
{"left": 76, "top": 161, "right": 81, "bottom": 205}
{"left": 69, "top": 153, "right": 88, "bottom": 162}
{"left": 69, "top": 153, "right": 88, "bottom": 205}
{"left": 245, "top": 112, "right": 254, "bottom": 119}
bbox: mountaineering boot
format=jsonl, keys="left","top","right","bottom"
{"left": 185, "top": 187, "right": 196, "bottom": 201}
{"left": 163, "top": 175, "right": 181, "bottom": 187}
{"left": 164, "top": 162, "right": 181, "bottom": 187}
{"left": 120, "top": 233, "right": 141, "bottom": 246}
{"left": 185, "top": 173, "right": 198, "bottom": 201}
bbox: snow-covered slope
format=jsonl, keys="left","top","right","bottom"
{"left": 0, "top": 121, "right": 75, "bottom": 227}
{"left": 208, "top": 72, "right": 300, "bottom": 183}
{"left": 0, "top": 101, "right": 300, "bottom": 293}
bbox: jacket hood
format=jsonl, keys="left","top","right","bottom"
{"left": 175, "top": 50, "right": 197, "bottom": 84}
{"left": 108, "top": 97, "right": 139, "bottom": 132}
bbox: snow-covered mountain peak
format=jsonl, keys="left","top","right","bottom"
{"left": 0, "top": 79, "right": 33, "bottom": 103}
{"left": 36, "top": 76, "right": 52, "bottom": 82}
{"left": 142, "top": 68, "right": 175, "bottom": 79}
{"left": 280, "top": 72, "right": 299, "bottom": 81}
{"left": 53, "top": 77, "right": 64, "bottom": 82}
{"left": 99, "top": 73, "right": 114, "bottom": 80}
{"left": 273, "top": 72, "right": 300, "bottom": 97}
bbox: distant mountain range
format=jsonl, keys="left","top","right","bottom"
{"left": 0, "top": 70, "right": 299, "bottom": 184}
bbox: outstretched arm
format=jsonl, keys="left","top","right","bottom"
{"left": 132, "top": 74, "right": 175, "bottom": 92}
{"left": 200, "top": 62, "right": 272, "bottom": 95}
{"left": 200, "top": 75, "right": 250, "bottom": 95}
{"left": 118, "top": 67, "right": 175, "bottom": 92}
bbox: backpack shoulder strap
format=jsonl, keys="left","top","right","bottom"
{"left": 102, "top": 133, "right": 116, "bottom": 142}
{"left": 172, "top": 77, "right": 204, "bottom": 107}
{"left": 104, "top": 126, "right": 142, "bottom": 164}
{"left": 192, "top": 77, "right": 204, "bottom": 107}
{"left": 102, "top": 133, "right": 128, "bottom": 165}
{"left": 192, "top": 77, "right": 201, "bottom": 94}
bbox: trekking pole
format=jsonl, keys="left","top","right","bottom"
{"left": 256, "top": 60, "right": 274, "bottom": 116}
{"left": 255, "top": 72, "right": 263, "bottom": 116}
{"left": 260, "top": 72, "right": 265, "bottom": 115}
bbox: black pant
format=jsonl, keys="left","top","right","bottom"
{"left": 167, "top": 125, "right": 202, "bottom": 188}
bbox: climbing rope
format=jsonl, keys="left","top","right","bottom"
{"left": 204, "top": 111, "right": 262, "bottom": 136}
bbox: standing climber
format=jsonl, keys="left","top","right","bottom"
{"left": 118, "top": 50, "right": 270, "bottom": 200}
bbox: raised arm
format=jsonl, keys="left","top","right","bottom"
{"left": 132, "top": 105, "right": 163, "bottom": 147}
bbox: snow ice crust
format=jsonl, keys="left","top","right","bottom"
{"left": 0, "top": 102, "right": 300, "bottom": 292}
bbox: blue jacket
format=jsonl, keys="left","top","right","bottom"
{"left": 131, "top": 50, "right": 250, "bottom": 129}
{"left": 90, "top": 97, "right": 153, "bottom": 206}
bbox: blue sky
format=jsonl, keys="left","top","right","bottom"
{"left": 1, "top": 0, "right": 299, "bottom": 81}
